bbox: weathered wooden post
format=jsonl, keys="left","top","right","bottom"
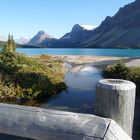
{"left": 95, "top": 79, "right": 136, "bottom": 137}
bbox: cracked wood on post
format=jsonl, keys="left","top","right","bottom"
{"left": 104, "top": 120, "right": 131, "bottom": 140}
{"left": 95, "top": 79, "right": 136, "bottom": 137}
{"left": 0, "top": 103, "right": 131, "bottom": 140}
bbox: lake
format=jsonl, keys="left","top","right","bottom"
{"left": 16, "top": 48, "right": 140, "bottom": 57}
{"left": 16, "top": 48, "right": 140, "bottom": 114}
{"left": 1, "top": 50, "right": 139, "bottom": 140}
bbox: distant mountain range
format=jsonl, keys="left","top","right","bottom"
{"left": 0, "top": 0, "right": 140, "bottom": 48}
{"left": 29, "top": 0, "right": 140, "bottom": 48}
{"left": 39, "top": 24, "right": 96, "bottom": 48}
{"left": 78, "top": 0, "right": 140, "bottom": 48}
{"left": 0, "top": 36, "right": 7, "bottom": 42}
{"left": 0, "top": 36, "right": 30, "bottom": 45}
{"left": 28, "top": 31, "right": 53, "bottom": 45}
{"left": 16, "top": 37, "right": 30, "bottom": 45}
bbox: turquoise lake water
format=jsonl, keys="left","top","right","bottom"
{"left": 16, "top": 48, "right": 140, "bottom": 57}
{"left": 15, "top": 48, "right": 140, "bottom": 114}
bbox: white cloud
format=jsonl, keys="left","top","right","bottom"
{"left": 80, "top": 25, "right": 98, "bottom": 30}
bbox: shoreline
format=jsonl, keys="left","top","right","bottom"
{"left": 51, "top": 55, "right": 140, "bottom": 67}
{"left": 52, "top": 55, "right": 140, "bottom": 73}
{"left": 53, "top": 55, "right": 124, "bottom": 65}
{"left": 61, "top": 56, "right": 123, "bottom": 73}
{"left": 35, "top": 55, "right": 140, "bottom": 73}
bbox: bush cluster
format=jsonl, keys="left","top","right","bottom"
{"left": 0, "top": 38, "right": 66, "bottom": 105}
{"left": 102, "top": 63, "right": 140, "bottom": 93}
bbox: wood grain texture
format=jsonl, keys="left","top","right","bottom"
{"left": 95, "top": 79, "right": 136, "bottom": 137}
{"left": 0, "top": 103, "right": 131, "bottom": 140}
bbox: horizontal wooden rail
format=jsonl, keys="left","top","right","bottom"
{"left": 0, "top": 103, "right": 131, "bottom": 140}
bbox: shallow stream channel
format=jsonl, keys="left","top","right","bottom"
{"left": 42, "top": 62, "right": 102, "bottom": 114}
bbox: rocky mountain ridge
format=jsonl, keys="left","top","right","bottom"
{"left": 1, "top": 0, "right": 140, "bottom": 48}
{"left": 28, "top": 31, "right": 53, "bottom": 45}
{"left": 79, "top": 0, "right": 140, "bottom": 48}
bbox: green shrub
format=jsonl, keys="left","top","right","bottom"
{"left": 0, "top": 38, "right": 66, "bottom": 105}
{"left": 103, "top": 63, "right": 140, "bottom": 93}
{"left": 103, "top": 63, "right": 130, "bottom": 79}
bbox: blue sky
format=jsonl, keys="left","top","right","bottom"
{"left": 0, "top": 0, "right": 134, "bottom": 39}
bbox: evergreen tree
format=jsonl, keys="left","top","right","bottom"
{"left": 2, "top": 34, "right": 16, "bottom": 53}
{"left": 11, "top": 35, "right": 16, "bottom": 53}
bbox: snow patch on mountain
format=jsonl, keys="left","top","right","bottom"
{"left": 80, "top": 25, "right": 97, "bottom": 30}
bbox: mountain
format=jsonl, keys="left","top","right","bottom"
{"left": 41, "top": 24, "right": 96, "bottom": 48}
{"left": 60, "top": 24, "right": 94, "bottom": 43}
{"left": 80, "top": 25, "right": 97, "bottom": 30}
{"left": 16, "top": 37, "right": 30, "bottom": 45}
{"left": 28, "top": 31, "right": 53, "bottom": 45}
{"left": 0, "top": 35, "right": 41, "bottom": 48}
{"left": 18, "top": 0, "right": 140, "bottom": 48}
{"left": 42, "top": 0, "right": 140, "bottom": 48}
{"left": 79, "top": 0, "right": 140, "bottom": 48}
{"left": 0, "top": 35, "right": 7, "bottom": 42}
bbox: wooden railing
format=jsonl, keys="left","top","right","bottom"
{"left": 96, "top": 79, "right": 136, "bottom": 137}
{"left": 0, "top": 79, "right": 135, "bottom": 140}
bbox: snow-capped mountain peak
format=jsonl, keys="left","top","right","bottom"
{"left": 80, "top": 25, "right": 97, "bottom": 30}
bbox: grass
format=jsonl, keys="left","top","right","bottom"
{"left": 0, "top": 51, "right": 66, "bottom": 105}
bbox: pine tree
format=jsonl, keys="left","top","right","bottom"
{"left": 11, "top": 35, "right": 16, "bottom": 53}
{"left": 2, "top": 34, "right": 16, "bottom": 53}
